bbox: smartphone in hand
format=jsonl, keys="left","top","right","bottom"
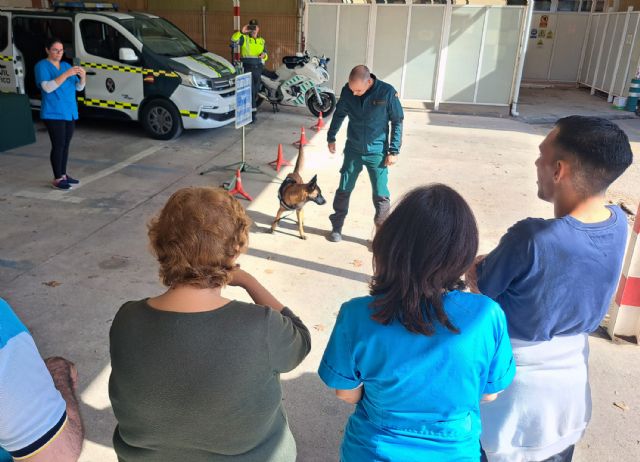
{"left": 72, "top": 57, "right": 80, "bottom": 67}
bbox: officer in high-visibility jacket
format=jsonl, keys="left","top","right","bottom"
{"left": 231, "top": 19, "right": 267, "bottom": 122}
{"left": 327, "top": 65, "right": 404, "bottom": 243}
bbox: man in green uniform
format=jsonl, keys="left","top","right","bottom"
{"left": 327, "top": 65, "right": 404, "bottom": 242}
{"left": 231, "top": 19, "right": 268, "bottom": 122}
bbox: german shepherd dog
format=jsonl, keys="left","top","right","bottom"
{"left": 270, "top": 144, "right": 326, "bottom": 239}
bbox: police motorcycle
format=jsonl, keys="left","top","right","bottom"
{"left": 258, "top": 51, "right": 336, "bottom": 117}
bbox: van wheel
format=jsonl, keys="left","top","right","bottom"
{"left": 141, "top": 99, "right": 183, "bottom": 140}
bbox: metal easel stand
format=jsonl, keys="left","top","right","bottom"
{"left": 199, "top": 126, "right": 274, "bottom": 180}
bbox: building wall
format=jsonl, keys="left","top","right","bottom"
{"left": 145, "top": 1, "right": 299, "bottom": 69}
{"left": 147, "top": 0, "right": 296, "bottom": 13}
{"left": 0, "top": 0, "right": 36, "bottom": 6}
{"left": 618, "top": 0, "right": 640, "bottom": 11}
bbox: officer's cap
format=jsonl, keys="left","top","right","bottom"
{"left": 249, "top": 19, "right": 259, "bottom": 26}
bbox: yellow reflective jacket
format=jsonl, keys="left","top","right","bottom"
{"left": 231, "top": 31, "right": 268, "bottom": 62}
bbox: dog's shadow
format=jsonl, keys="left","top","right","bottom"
{"left": 247, "top": 210, "right": 371, "bottom": 247}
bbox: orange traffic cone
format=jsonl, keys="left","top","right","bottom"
{"left": 293, "top": 126, "right": 308, "bottom": 147}
{"left": 311, "top": 111, "right": 325, "bottom": 131}
{"left": 228, "top": 169, "right": 253, "bottom": 201}
{"left": 269, "top": 144, "right": 293, "bottom": 172}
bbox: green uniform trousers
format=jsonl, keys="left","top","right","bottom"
{"left": 330, "top": 150, "right": 391, "bottom": 232}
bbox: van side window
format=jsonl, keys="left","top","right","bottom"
{"left": 80, "top": 20, "right": 137, "bottom": 63}
{"left": 0, "top": 16, "right": 8, "bottom": 51}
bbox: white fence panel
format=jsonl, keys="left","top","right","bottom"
{"left": 306, "top": 2, "right": 526, "bottom": 107}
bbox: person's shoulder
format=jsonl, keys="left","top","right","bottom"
{"left": 377, "top": 79, "right": 398, "bottom": 96}
{"left": 230, "top": 300, "right": 270, "bottom": 313}
{"left": 342, "top": 295, "right": 374, "bottom": 310}
{"left": 228, "top": 300, "right": 278, "bottom": 324}
{"left": 111, "top": 299, "right": 148, "bottom": 324}
{"left": 504, "top": 217, "right": 552, "bottom": 241}
{"left": 337, "top": 295, "right": 374, "bottom": 321}
{"left": 609, "top": 205, "right": 630, "bottom": 229}
{"left": 34, "top": 59, "right": 50, "bottom": 74}
{"left": 448, "top": 290, "right": 500, "bottom": 314}
{"left": 0, "top": 298, "right": 30, "bottom": 348}
{"left": 447, "top": 291, "right": 505, "bottom": 327}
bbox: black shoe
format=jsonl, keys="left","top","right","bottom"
{"left": 328, "top": 230, "right": 342, "bottom": 243}
{"left": 51, "top": 179, "right": 72, "bottom": 190}
{"left": 64, "top": 174, "right": 79, "bottom": 185}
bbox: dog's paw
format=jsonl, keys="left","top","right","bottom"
{"left": 300, "top": 235, "right": 307, "bottom": 240}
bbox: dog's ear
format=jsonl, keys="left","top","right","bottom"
{"left": 307, "top": 174, "right": 318, "bottom": 191}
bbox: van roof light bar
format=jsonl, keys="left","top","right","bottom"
{"left": 52, "top": 2, "right": 119, "bottom": 12}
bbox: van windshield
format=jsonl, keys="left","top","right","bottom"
{"left": 120, "top": 17, "right": 202, "bottom": 57}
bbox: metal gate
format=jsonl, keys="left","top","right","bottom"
{"left": 305, "top": 1, "right": 527, "bottom": 109}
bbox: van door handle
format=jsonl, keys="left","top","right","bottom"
{"left": 86, "top": 71, "right": 97, "bottom": 75}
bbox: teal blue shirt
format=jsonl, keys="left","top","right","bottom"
{"left": 35, "top": 59, "right": 79, "bottom": 121}
{"left": 327, "top": 76, "right": 404, "bottom": 155}
{"left": 319, "top": 292, "right": 515, "bottom": 461}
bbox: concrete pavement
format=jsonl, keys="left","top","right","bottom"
{"left": 0, "top": 108, "right": 638, "bottom": 461}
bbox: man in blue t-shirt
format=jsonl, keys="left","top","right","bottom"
{"left": 0, "top": 298, "right": 84, "bottom": 461}
{"left": 466, "top": 116, "right": 633, "bottom": 462}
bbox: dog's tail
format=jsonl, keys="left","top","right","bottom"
{"left": 293, "top": 142, "right": 304, "bottom": 175}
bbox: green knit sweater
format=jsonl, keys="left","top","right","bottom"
{"left": 108, "top": 299, "right": 311, "bottom": 462}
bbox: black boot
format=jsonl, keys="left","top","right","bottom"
{"left": 329, "top": 190, "right": 351, "bottom": 242}
{"left": 373, "top": 196, "right": 390, "bottom": 227}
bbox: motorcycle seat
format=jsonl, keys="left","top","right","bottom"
{"left": 262, "top": 69, "right": 279, "bottom": 80}
{"left": 282, "top": 55, "right": 307, "bottom": 69}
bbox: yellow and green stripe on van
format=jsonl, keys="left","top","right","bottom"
{"left": 77, "top": 96, "right": 139, "bottom": 111}
{"left": 77, "top": 96, "right": 198, "bottom": 118}
{"left": 0, "top": 55, "right": 13, "bottom": 62}
{"left": 80, "top": 62, "right": 178, "bottom": 78}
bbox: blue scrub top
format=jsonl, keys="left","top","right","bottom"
{"left": 35, "top": 59, "right": 79, "bottom": 121}
{"left": 319, "top": 292, "right": 515, "bottom": 462}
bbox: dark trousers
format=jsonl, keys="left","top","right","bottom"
{"left": 242, "top": 60, "right": 263, "bottom": 110}
{"left": 44, "top": 119, "right": 74, "bottom": 180}
{"left": 330, "top": 190, "right": 390, "bottom": 232}
{"left": 481, "top": 445, "right": 575, "bottom": 462}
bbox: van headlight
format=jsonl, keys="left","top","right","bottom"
{"left": 178, "top": 72, "right": 212, "bottom": 90}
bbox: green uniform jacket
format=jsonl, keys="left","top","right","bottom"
{"left": 327, "top": 75, "right": 404, "bottom": 156}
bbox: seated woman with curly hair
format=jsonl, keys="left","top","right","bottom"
{"left": 108, "top": 187, "right": 311, "bottom": 462}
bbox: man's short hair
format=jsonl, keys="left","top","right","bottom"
{"left": 349, "top": 65, "right": 371, "bottom": 82}
{"left": 554, "top": 116, "right": 633, "bottom": 196}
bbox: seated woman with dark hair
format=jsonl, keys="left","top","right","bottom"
{"left": 109, "top": 187, "right": 311, "bottom": 462}
{"left": 319, "top": 184, "right": 516, "bottom": 461}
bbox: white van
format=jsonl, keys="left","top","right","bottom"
{"left": 0, "top": 2, "right": 236, "bottom": 139}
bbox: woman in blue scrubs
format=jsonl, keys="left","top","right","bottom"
{"left": 319, "top": 184, "right": 516, "bottom": 461}
{"left": 35, "top": 37, "right": 86, "bottom": 190}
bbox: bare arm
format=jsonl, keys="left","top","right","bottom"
{"left": 26, "top": 358, "right": 84, "bottom": 462}
{"left": 465, "top": 255, "right": 486, "bottom": 294}
{"left": 53, "top": 67, "right": 77, "bottom": 87}
{"left": 335, "top": 385, "right": 363, "bottom": 405}
{"left": 228, "top": 267, "right": 285, "bottom": 312}
{"left": 481, "top": 393, "right": 498, "bottom": 403}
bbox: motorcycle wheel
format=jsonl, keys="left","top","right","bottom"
{"left": 307, "top": 91, "right": 336, "bottom": 117}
